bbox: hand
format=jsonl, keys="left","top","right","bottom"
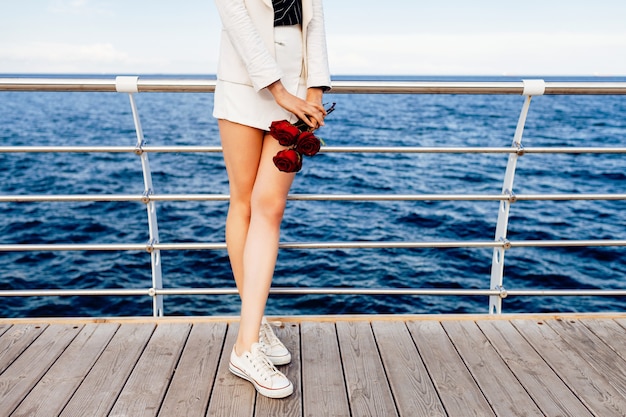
{"left": 268, "top": 81, "right": 326, "bottom": 130}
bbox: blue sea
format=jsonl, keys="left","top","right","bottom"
{"left": 1, "top": 75, "right": 625, "bottom": 318}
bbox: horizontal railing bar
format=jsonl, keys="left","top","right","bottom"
{"left": 510, "top": 240, "right": 626, "bottom": 248}
{"left": 514, "top": 194, "right": 626, "bottom": 201}
{"left": 1, "top": 287, "right": 624, "bottom": 298}
{"left": 0, "top": 289, "right": 151, "bottom": 297}
{"left": 2, "top": 240, "right": 626, "bottom": 252}
{"left": 165, "top": 288, "right": 626, "bottom": 297}
{"left": 277, "top": 240, "right": 626, "bottom": 249}
{"left": 0, "top": 195, "right": 145, "bottom": 203}
{"left": 332, "top": 80, "right": 626, "bottom": 95}
{"left": 505, "top": 290, "right": 626, "bottom": 296}
{"left": 156, "top": 288, "right": 500, "bottom": 296}
{"left": 0, "top": 244, "right": 148, "bottom": 252}
{"left": 3, "top": 78, "right": 626, "bottom": 95}
{"left": 323, "top": 147, "right": 626, "bottom": 154}
{"left": 2, "top": 145, "right": 626, "bottom": 154}
{"left": 518, "top": 147, "right": 626, "bottom": 154}
{"left": 0, "top": 78, "right": 120, "bottom": 92}
{"left": 0, "top": 288, "right": 495, "bottom": 297}
{"left": 4, "top": 239, "right": 625, "bottom": 253}
{"left": 288, "top": 193, "right": 626, "bottom": 202}
{"left": 0, "top": 78, "right": 218, "bottom": 93}
{"left": 2, "top": 193, "right": 625, "bottom": 204}
{"left": 156, "top": 241, "right": 498, "bottom": 250}
{"left": 0, "top": 146, "right": 138, "bottom": 153}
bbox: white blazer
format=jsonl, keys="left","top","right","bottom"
{"left": 214, "top": 0, "right": 331, "bottom": 92}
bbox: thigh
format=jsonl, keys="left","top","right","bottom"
{"left": 219, "top": 119, "right": 265, "bottom": 200}
{"left": 250, "top": 132, "right": 297, "bottom": 211}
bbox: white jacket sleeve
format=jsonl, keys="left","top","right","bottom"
{"left": 305, "top": 0, "right": 331, "bottom": 89}
{"left": 214, "top": 0, "right": 283, "bottom": 92}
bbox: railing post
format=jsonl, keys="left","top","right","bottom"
{"left": 489, "top": 80, "right": 545, "bottom": 314}
{"left": 116, "top": 76, "right": 164, "bottom": 317}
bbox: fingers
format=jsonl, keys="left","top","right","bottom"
{"left": 271, "top": 85, "right": 326, "bottom": 129}
{"left": 300, "top": 102, "right": 326, "bottom": 129}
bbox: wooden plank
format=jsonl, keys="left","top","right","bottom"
{"left": 206, "top": 323, "right": 255, "bottom": 417}
{"left": 371, "top": 321, "right": 445, "bottom": 417}
{"left": 0, "top": 324, "right": 10, "bottom": 338}
{"left": 255, "top": 321, "right": 302, "bottom": 417}
{"left": 336, "top": 320, "right": 398, "bottom": 417}
{"left": 442, "top": 320, "right": 543, "bottom": 417}
{"left": 477, "top": 319, "right": 594, "bottom": 417}
{"left": 512, "top": 319, "right": 626, "bottom": 417}
{"left": 158, "top": 322, "right": 227, "bottom": 417}
{"left": 0, "top": 324, "right": 82, "bottom": 417}
{"left": 407, "top": 320, "right": 495, "bottom": 417}
{"left": 59, "top": 323, "right": 156, "bottom": 417}
{"left": 580, "top": 318, "right": 626, "bottom": 362}
{"left": 0, "top": 323, "right": 47, "bottom": 374}
{"left": 10, "top": 323, "right": 119, "bottom": 417}
{"left": 108, "top": 323, "right": 191, "bottom": 417}
{"left": 546, "top": 318, "right": 626, "bottom": 397}
{"left": 301, "top": 321, "right": 350, "bottom": 417}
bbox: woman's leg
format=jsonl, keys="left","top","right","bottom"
{"left": 219, "top": 119, "right": 295, "bottom": 354}
{"left": 219, "top": 120, "right": 264, "bottom": 293}
{"left": 236, "top": 131, "right": 296, "bottom": 353}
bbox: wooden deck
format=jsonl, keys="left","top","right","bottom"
{"left": 1, "top": 314, "right": 625, "bottom": 417}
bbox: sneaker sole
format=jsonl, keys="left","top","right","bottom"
{"left": 267, "top": 353, "right": 292, "bottom": 366}
{"left": 229, "top": 362, "right": 294, "bottom": 399}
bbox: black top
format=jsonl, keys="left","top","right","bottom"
{"left": 272, "top": 0, "right": 302, "bottom": 26}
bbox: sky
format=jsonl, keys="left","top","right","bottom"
{"left": 1, "top": 0, "right": 625, "bottom": 76}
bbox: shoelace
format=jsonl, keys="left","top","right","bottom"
{"left": 260, "top": 321, "right": 281, "bottom": 347}
{"left": 248, "top": 346, "right": 281, "bottom": 382}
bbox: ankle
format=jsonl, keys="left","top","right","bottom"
{"left": 234, "top": 343, "right": 245, "bottom": 357}
{"left": 234, "top": 340, "right": 256, "bottom": 357}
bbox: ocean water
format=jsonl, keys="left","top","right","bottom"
{"left": 0, "top": 75, "right": 625, "bottom": 317}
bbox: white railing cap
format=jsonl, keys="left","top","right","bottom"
{"left": 522, "top": 79, "right": 546, "bottom": 96}
{"left": 116, "top": 76, "right": 139, "bottom": 93}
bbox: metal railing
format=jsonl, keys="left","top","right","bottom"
{"left": 1, "top": 77, "right": 625, "bottom": 316}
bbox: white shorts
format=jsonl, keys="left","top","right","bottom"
{"left": 213, "top": 25, "right": 306, "bottom": 131}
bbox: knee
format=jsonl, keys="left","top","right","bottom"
{"left": 229, "top": 196, "right": 252, "bottom": 220}
{"left": 250, "top": 194, "right": 287, "bottom": 225}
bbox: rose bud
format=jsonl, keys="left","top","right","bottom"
{"left": 273, "top": 149, "right": 302, "bottom": 173}
{"left": 295, "top": 131, "right": 321, "bottom": 156}
{"left": 269, "top": 120, "right": 300, "bottom": 147}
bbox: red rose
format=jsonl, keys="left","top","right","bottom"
{"left": 295, "top": 131, "right": 321, "bottom": 156}
{"left": 269, "top": 120, "right": 299, "bottom": 147}
{"left": 273, "top": 149, "right": 302, "bottom": 173}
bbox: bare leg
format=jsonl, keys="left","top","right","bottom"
{"left": 219, "top": 119, "right": 295, "bottom": 354}
{"left": 220, "top": 120, "right": 263, "bottom": 293}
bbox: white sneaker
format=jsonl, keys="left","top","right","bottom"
{"left": 229, "top": 342, "right": 294, "bottom": 399}
{"left": 260, "top": 317, "right": 292, "bottom": 365}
